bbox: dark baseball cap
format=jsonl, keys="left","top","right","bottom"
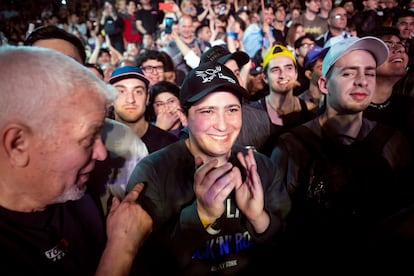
{"left": 304, "top": 45, "right": 329, "bottom": 70}
{"left": 200, "top": 46, "right": 250, "bottom": 68}
{"left": 109, "top": 66, "right": 150, "bottom": 89}
{"left": 180, "top": 61, "right": 249, "bottom": 108}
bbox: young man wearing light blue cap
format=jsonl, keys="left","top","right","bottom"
{"left": 270, "top": 36, "right": 414, "bottom": 269}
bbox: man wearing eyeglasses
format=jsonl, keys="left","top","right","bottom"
{"left": 364, "top": 27, "right": 414, "bottom": 151}
{"left": 135, "top": 49, "right": 166, "bottom": 87}
{"left": 294, "top": 33, "right": 316, "bottom": 95}
{"left": 315, "top": 6, "right": 351, "bottom": 47}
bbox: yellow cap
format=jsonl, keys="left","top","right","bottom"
{"left": 262, "top": 44, "right": 296, "bottom": 68}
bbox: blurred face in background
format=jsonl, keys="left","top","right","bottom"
{"left": 262, "top": 7, "right": 275, "bottom": 25}
{"left": 140, "top": 59, "right": 165, "bottom": 86}
{"left": 377, "top": 34, "right": 409, "bottom": 78}
{"left": 275, "top": 5, "right": 286, "bottom": 23}
{"left": 328, "top": 7, "right": 347, "bottom": 31}
{"left": 396, "top": 15, "right": 414, "bottom": 40}
{"left": 180, "top": 16, "right": 194, "bottom": 40}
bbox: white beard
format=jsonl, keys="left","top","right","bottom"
{"left": 54, "top": 185, "right": 86, "bottom": 203}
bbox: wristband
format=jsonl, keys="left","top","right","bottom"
{"left": 226, "top": 32, "right": 238, "bottom": 40}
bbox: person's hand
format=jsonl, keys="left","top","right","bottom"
{"left": 155, "top": 105, "right": 181, "bottom": 131}
{"left": 191, "top": 46, "right": 201, "bottom": 57}
{"left": 194, "top": 157, "right": 242, "bottom": 227}
{"left": 106, "top": 183, "right": 153, "bottom": 254}
{"left": 95, "top": 34, "right": 103, "bottom": 48}
{"left": 234, "top": 148, "right": 269, "bottom": 233}
{"left": 177, "top": 108, "right": 187, "bottom": 127}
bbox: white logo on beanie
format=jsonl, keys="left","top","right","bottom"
{"left": 195, "top": 65, "right": 236, "bottom": 84}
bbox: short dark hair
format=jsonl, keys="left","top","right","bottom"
{"left": 85, "top": 62, "right": 104, "bottom": 79}
{"left": 294, "top": 33, "right": 316, "bottom": 49}
{"left": 195, "top": 24, "right": 210, "bottom": 37}
{"left": 393, "top": 9, "right": 414, "bottom": 25}
{"left": 24, "top": 25, "right": 87, "bottom": 64}
{"left": 372, "top": 26, "right": 401, "bottom": 39}
{"left": 146, "top": 81, "right": 181, "bottom": 121}
{"left": 158, "top": 51, "right": 175, "bottom": 72}
{"left": 135, "top": 49, "right": 165, "bottom": 67}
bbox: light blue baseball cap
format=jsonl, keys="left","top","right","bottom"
{"left": 322, "top": 36, "right": 389, "bottom": 77}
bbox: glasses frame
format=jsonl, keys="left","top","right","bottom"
{"left": 141, "top": 65, "right": 164, "bottom": 73}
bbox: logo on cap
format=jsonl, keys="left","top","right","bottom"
{"left": 195, "top": 65, "right": 236, "bottom": 84}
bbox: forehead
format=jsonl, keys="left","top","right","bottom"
{"left": 268, "top": 55, "right": 295, "bottom": 67}
{"left": 114, "top": 77, "right": 147, "bottom": 87}
{"left": 333, "top": 50, "right": 376, "bottom": 69}
{"left": 381, "top": 34, "right": 400, "bottom": 41}
{"left": 301, "top": 38, "right": 314, "bottom": 44}
{"left": 331, "top": 7, "right": 346, "bottom": 14}
{"left": 142, "top": 59, "right": 163, "bottom": 65}
{"left": 154, "top": 91, "right": 178, "bottom": 100}
{"left": 190, "top": 91, "right": 240, "bottom": 108}
{"left": 398, "top": 16, "right": 414, "bottom": 22}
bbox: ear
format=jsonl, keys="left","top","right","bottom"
{"left": 318, "top": 76, "right": 329, "bottom": 95}
{"left": 263, "top": 73, "right": 268, "bottom": 84}
{"left": 304, "top": 69, "right": 312, "bottom": 80}
{"left": 2, "top": 124, "right": 30, "bottom": 167}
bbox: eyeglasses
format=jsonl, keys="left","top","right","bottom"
{"left": 141, "top": 65, "right": 164, "bottom": 73}
{"left": 383, "top": 40, "right": 407, "bottom": 51}
{"left": 331, "top": 14, "right": 347, "bottom": 19}
{"left": 300, "top": 42, "right": 315, "bottom": 48}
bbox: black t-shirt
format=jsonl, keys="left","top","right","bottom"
{"left": 126, "top": 140, "right": 291, "bottom": 275}
{"left": 141, "top": 123, "right": 178, "bottom": 153}
{"left": 136, "top": 8, "right": 163, "bottom": 35}
{"left": 0, "top": 194, "right": 106, "bottom": 275}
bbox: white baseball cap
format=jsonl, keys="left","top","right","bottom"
{"left": 322, "top": 36, "right": 389, "bottom": 77}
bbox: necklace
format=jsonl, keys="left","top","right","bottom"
{"left": 266, "top": 96, "right": 297, "bottom": 115}
{"left": 369, "top": 99, "right": 390, "bottom": 110}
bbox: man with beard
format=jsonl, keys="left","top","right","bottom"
{"left": 0, "top": 46, "right": 152, "bottom": 275}
{"left": 249, "top": 44, "right": 316, "bottom": 156}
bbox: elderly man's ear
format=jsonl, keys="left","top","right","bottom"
{"left": 3, "top": 124, "right": 30, "bottom": 167}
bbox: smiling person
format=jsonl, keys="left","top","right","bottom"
{"left": 0, "top": 46, "right": 152, "bottom": 275}
{"left": 126, "top": 60, "right": 291, "bottom": 275}
{"left": 271, "top": 36, "right": 414, "bottom": 269}
{"left": 249, "top": 44, "right": 316, "bottom": 156}
{"left": 364, "top": 27, "right": 414, "bottom": 150}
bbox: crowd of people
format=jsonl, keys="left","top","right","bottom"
{"left": 2, "top": 0, "right": 414, "bottom": 274}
